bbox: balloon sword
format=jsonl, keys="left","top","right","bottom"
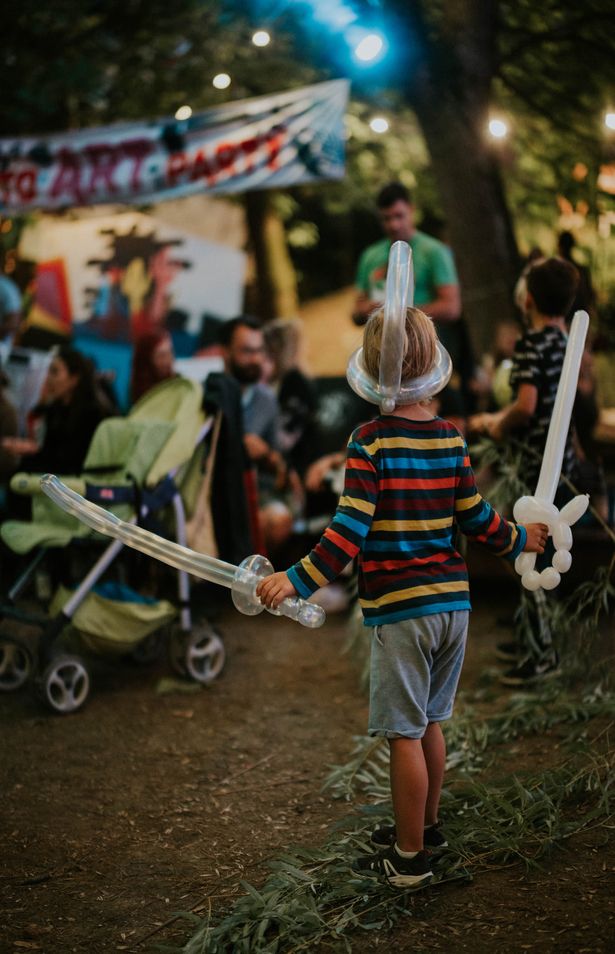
{"left": 513, "top": 310, "right": 590, "bottom": 591}
{"left": 40, "top": 474, "right": 326, "bottom": 628}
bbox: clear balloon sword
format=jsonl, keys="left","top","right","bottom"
{"left": 513, "top": 310, "right": 590, "bottom": 591}
{"left": 40, "top": 475, "right": 326, "bottom": 628}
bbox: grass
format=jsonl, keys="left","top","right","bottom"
{"left": 174, "top": 681, "right": 615, "bottom": 954}
{"left": 174, "top": 437, "right": 615, "bottom": 952}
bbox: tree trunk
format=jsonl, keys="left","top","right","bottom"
{"left": 411, "top": 89, "right": 521, "bottom": 357}
{"left": 244, "top": 190, "right": 299, "bottom": 321}
{"left": 400, "top": 0, "right": 522, "bottom": 356}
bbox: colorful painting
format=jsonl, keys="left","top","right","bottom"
{"left": 18, "top": 211, "right": 246, "bottom": 341}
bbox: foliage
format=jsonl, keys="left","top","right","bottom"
{"left": 0, "top": 1, "right": 320, "bottom": 134}
{"left": 464, "top": 435, "right": 615, "bottom": 674}
{"left": 497, "top": 0, "right": 615, "bottom": 145}
{"left": 4, "top": 2, "right": 615, "bottom": 305}
{"left": 177, "top": 681, "right": 615, "bottom": 953}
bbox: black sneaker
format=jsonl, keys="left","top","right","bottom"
{"left": 353, "top": 846, "right": 433, "bottom": 888}
{"left": 495, "top": 640, "right": 520, "bottom": 663}
{"left": 371, "top": 821, "right": 447, "bottom": 850}
{"left": 500, "top": 653, "right": 560, "bottom": 687}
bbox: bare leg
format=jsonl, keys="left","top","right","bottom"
{"left": 421, "top": 722, "right": 446, "bottom": 826}
{"left": 388, "top": 738, "right": 427, "bottom": 852}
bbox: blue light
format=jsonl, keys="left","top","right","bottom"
{"left": 306, "top": 0, "right": 357, "bottom": 31}
{"left": 249, "top": 1, "right": 391, "bottom": 70}
{"left": 353, "top": 31, "right": 386, "bottom": 64}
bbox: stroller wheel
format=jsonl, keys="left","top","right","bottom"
{"left": 39, "top": 655, "right": 90, "bottom": 714}
{"left": 129, "top": 628, "right": 166, "bottom": 665}
{"left": 182, "top": 623, "right": 226, "bottom": 684}
{"left": 0, "top": 637, "right": 33, "bottom": 691}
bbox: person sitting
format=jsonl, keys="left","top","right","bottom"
{"left": 2, "top": 345, "right": 111, "bottom": 519}
{"left": 219, "top": 316, "right": 292, "bottom": 556}
{"left": 130, "top": 329, "right": 176, "bottom": 405}
{"left": 3, "top": 345, "right": 109, "bottom": 477}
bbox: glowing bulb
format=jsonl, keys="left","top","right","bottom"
{"left": 174, "top": 105, "right": 192, "bottom": 121}
{"left": 370, "top": 116, "right": 389, "bottom": 134}
{"left": 355, "top": 33, "right": 384, "bottom": 62}
{"left": 605, "top": 112, "right": 615, "bottom": 131}
{"left": 252, "top": 30, "right": 271, "bottom": 47}
{"left": 488, "top": 118, "right": 508, "bottom": 139}
{"left": 213, "top": 73, "right": 231, "bottom": 90}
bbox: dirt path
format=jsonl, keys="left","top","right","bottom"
{"left": 2, "top": 586, "right": 614, "bottom": 954}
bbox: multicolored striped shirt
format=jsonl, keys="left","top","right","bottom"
{"left": 288, "top": 416, "right": 527, "bottom": 626}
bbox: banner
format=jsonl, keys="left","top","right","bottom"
{"left": 0, "top": 80, "right": 349, "bottom": 213}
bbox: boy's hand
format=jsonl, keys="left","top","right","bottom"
{"left": 521, "top": 522, "right": 549, "bottom": 553}
{"left": 256, "top": 572, "right": 297, "bottom": 610}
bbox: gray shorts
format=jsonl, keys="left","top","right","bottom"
{"left": 368, "top": 610, "right": 469, "bottom": 740}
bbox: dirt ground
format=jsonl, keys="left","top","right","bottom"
{"left": 2, "top": 581, "right": 615, "bottom": 954}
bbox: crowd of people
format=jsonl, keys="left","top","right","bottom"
{"left": 0, "top": 183, "right": 612, "bottom": 671}
{"left": 1, "top": 183, "right": 613, "bottom": 891}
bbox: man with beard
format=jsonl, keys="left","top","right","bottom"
{"left": 220, "top": 316, "right": 292, "bottom": 555}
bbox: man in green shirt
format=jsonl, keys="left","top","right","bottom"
{"left": 353, "top": 182, "right": 461, "bottom": 328}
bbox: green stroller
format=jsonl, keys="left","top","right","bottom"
{"left": 0, "top": 377, "right": 226, "bottom": 713}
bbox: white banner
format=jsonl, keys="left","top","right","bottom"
{"left": 0, "top": 79, "right": 349, "bottom": 212}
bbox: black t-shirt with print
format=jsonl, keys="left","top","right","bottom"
{"left": 509, "top": 325, "right": 577, "bottom": 488}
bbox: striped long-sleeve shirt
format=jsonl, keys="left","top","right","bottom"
{"left": 287, "top": 416, "right": 527, "bottom": 626}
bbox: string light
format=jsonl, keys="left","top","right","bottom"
{"left": 252, "top": 30, "right": 271, "bottom": 47}
{"left": 213, "top": 73, "right": 231, "bottom": 90}
{"left": 354, "top": 33, "right": 384, "bottom": 62}
{"left": 370, "top": 116, "right": 389, "bottom": 134}
{"left": 488, "top": 118, "right": 509, "bottom": 139}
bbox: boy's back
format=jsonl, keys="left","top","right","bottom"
{"left": 290, "top": 414, "right": 523, "bottom": 626}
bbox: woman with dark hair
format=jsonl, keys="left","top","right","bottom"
{"left": 3, "top": 345, "right": 109, "bottom": 476}
{"left": 130, "top": 330, "right": 175, "bottom": 405}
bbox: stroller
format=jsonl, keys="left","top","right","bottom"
{"left": 0, "top": 377, "right": 226, "bottom": 714}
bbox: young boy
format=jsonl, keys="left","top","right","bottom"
{"left": 257, "top": 305, "right": 547, "bottom": 888}
{"left": 469, "top": 257, "right": 580, "bottom": 685}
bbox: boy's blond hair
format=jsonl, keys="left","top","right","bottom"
{"left": 363, "top": 306, "right": 437, "bottom": 381}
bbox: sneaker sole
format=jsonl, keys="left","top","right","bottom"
{"left": 386, "top": 870, "right": 433, "bottom": 888}
{"left": 371, "top": 835, "right": 449, "bottom": 850}
{"left": 355, "top": 864, "right": 434, "bottom": 887}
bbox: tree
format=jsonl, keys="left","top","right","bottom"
{"left": 0, "top": 0, "right": 319, "bottom": 322}
{"left": 375, "top": 0, "right": 615, "bottom": 353}
{"left": 3, "top": 1, "right": 614, "bottom": 341}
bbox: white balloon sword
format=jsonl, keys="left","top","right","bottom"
{"left": 513, "top": 310, "right": 590, "bottom": 591}
{"left": 40, "top": 475, "right": 326, "bottom": 628}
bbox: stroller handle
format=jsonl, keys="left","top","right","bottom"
{"left": 40, "top": 475, "right": 326, "bottom": 629}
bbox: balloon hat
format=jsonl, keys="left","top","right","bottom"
{"left": 346, "top": 240, "right": 452, "bottom": 412}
